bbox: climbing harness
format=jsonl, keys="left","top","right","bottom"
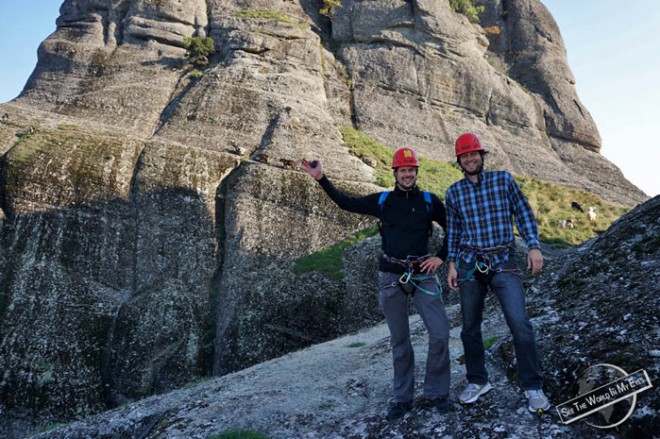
{"left": 381, "top": 253, "right": 443, "bottom": 297}
{"left": 457, "top": 244, "right": 521, "bottom": 285}
{"left": 377, "top": 191, "right": 439, "bottom": 296}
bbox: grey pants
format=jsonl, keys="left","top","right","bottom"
{"left": 378, "top": 271, "right": 451, "bottom": 403}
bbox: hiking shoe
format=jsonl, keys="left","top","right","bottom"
{"left": 525, "top": 389, "right": 551, "bottom": 413}
{"left": 459, "top": 382, "right": 492, "bottom": 404}
{"left": 386, "top": 401, "right": 412, "bottom": 420}
{"left": 429, "top": 397, "right": 451, "bottom": 413}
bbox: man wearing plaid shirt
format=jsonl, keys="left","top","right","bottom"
{"left": 445, "top": 133, "right": 551, "bottom": 413}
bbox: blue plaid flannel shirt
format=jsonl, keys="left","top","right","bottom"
{"left": 445, "top": 170, "right": 540, "bottom": 265}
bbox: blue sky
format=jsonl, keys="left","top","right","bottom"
{"left": 543, "top": 0, "right": 660, "bottom": 198}
{"left": 0, "top": 1, "right": 658, "bottom": 197}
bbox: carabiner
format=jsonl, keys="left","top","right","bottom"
{"left": 476, "top": 261, "right": 490, "bottom": 274}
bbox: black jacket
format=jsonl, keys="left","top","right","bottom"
{"left": 318, "top": 175, "right": 449, "bottom": 274}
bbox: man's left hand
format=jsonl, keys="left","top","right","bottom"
{"left": 420, "top": 256, "right": 443, "bottom": 274}
{"left": 527, "top": 248, "right": 543, "bottom": 275}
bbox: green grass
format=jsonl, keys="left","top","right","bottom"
{"left": 417, "top": 156, "right": 465, "bottom": 201}
{"left": 341, "top": 126, "right": 628, "bottom": 246}
{"left": 320, "top": 0, "right": 342, "bottom": 16}
{"left": 338, "top": 127, "right": 464, "bottom": 196}
{"left": 339, "top": 127, "right": 398, "bottom": 188}
{"left": 483, "top": 336, "right": 499, "bottom": 349}
{"left": 515, "top": 176, "right": 629, "bottom": 246}
{"left": 347, "top": 341, "right": 366, "bottom": 348}
{"left": 294, "top": 224, "right": 379, "bottom": 281}
{"left": 233, "top": 9, "right": 306, "bottom": 30}
{"left": 294, "top": 127, "right": 629, "bottom": 279}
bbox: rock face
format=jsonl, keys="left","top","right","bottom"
{"left": 23, "top": 196, "right": 660, "bottom": 439}
{"left": 0, "top": 0, "right": 651, "bottom": 435}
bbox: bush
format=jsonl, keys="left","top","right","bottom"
{"left": 320, "top": 0, "right": 342, "bottom": 16}
{"left": 184, "top": 36, "right": 215, "bottom": 68}
{"left": 449, "top": 0, "right": 485, "bottom": 23}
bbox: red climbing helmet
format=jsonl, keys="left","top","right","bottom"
{"left": 392, "top": 147, "right": 419, "bottom": 168}
{"left": 455, "top": 133, "right": 487, "bottom": 157}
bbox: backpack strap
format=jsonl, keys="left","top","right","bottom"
{"left": 422, "top": 191, "right": 432, "bottom": 213}
{"left": 380, "top": 190, "right": 433, "bottom": 213}
{"left": 378, "top": 191, "right": 391, "bottom": 214}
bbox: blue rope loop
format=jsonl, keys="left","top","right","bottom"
{"left": 404, "top": 273, "right": 443, "bottom": 297}
{"left": 381, "top": 252, "right": 443, "bottom": 297}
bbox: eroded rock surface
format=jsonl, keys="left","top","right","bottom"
{"left": 0, "top": 1, "right": 651, "bottom": 436}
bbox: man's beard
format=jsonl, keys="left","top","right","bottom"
{"left": 462, "top": 162, "right": 483, "bottom": 176}
{"left": 396, "top": 178, "right": 417, "bottom": 190}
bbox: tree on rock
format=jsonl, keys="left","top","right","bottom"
{"left": 184, "top": 36, "right": 215, "bottom": 69}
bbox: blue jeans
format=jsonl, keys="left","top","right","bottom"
{"left": 457, "top": 257, "right": 544, "bottom": 390}
{"left": 378, "top": 271, "right": 450, "bottom": 403}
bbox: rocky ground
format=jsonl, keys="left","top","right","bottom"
{"left": 28, "top": 305, "right": 574, "bottom": 439}
{"left": 27, "top": 237, "right": 657, "bottom": 439}
{"left": 21, "top": 197, "right": 660, "bottom": 439}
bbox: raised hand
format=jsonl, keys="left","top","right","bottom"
{"left": 300, "top": 158, "right": 323, "bottom": 181}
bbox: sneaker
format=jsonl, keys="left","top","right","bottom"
{"left": 386, "top": 401, "right": 412, "bottom": 420}
{"left": 525, "top": 389, "right": 551, "bottom": 413}
{"left": 429, "top": 397, "right": 451, "bottom": 413}
{"left": 459, "top": 382, "right": 492, "bottom": 404}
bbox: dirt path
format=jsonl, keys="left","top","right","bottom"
{"left": 34, "top": 298, "right": 597, "bottom": 439}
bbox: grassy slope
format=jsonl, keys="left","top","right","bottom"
{"left": 295, "top": 128, "right": 629, "bottom": 278}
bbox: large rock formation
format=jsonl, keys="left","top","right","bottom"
{"left": 24, "top": 196, "right": 660, "bottom": 439}
{"left": 0, "top": 0, "right": 650, "bottom": 435}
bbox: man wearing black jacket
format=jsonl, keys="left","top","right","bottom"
{"left": 301, "top": 148, "right": 451, "bottom": 420}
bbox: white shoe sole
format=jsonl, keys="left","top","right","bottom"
{"left": 528, "top": 402, "right": 551, "bottom": 413}
{"left": 525, "top": 390, "right": 551, "bottom": 413}
{"left": 459, "top": 382, "right": 492, "bottom": 404}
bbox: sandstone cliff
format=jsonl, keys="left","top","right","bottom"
{"left": 0, "top": 0, "right": 651, "bottom": 435}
